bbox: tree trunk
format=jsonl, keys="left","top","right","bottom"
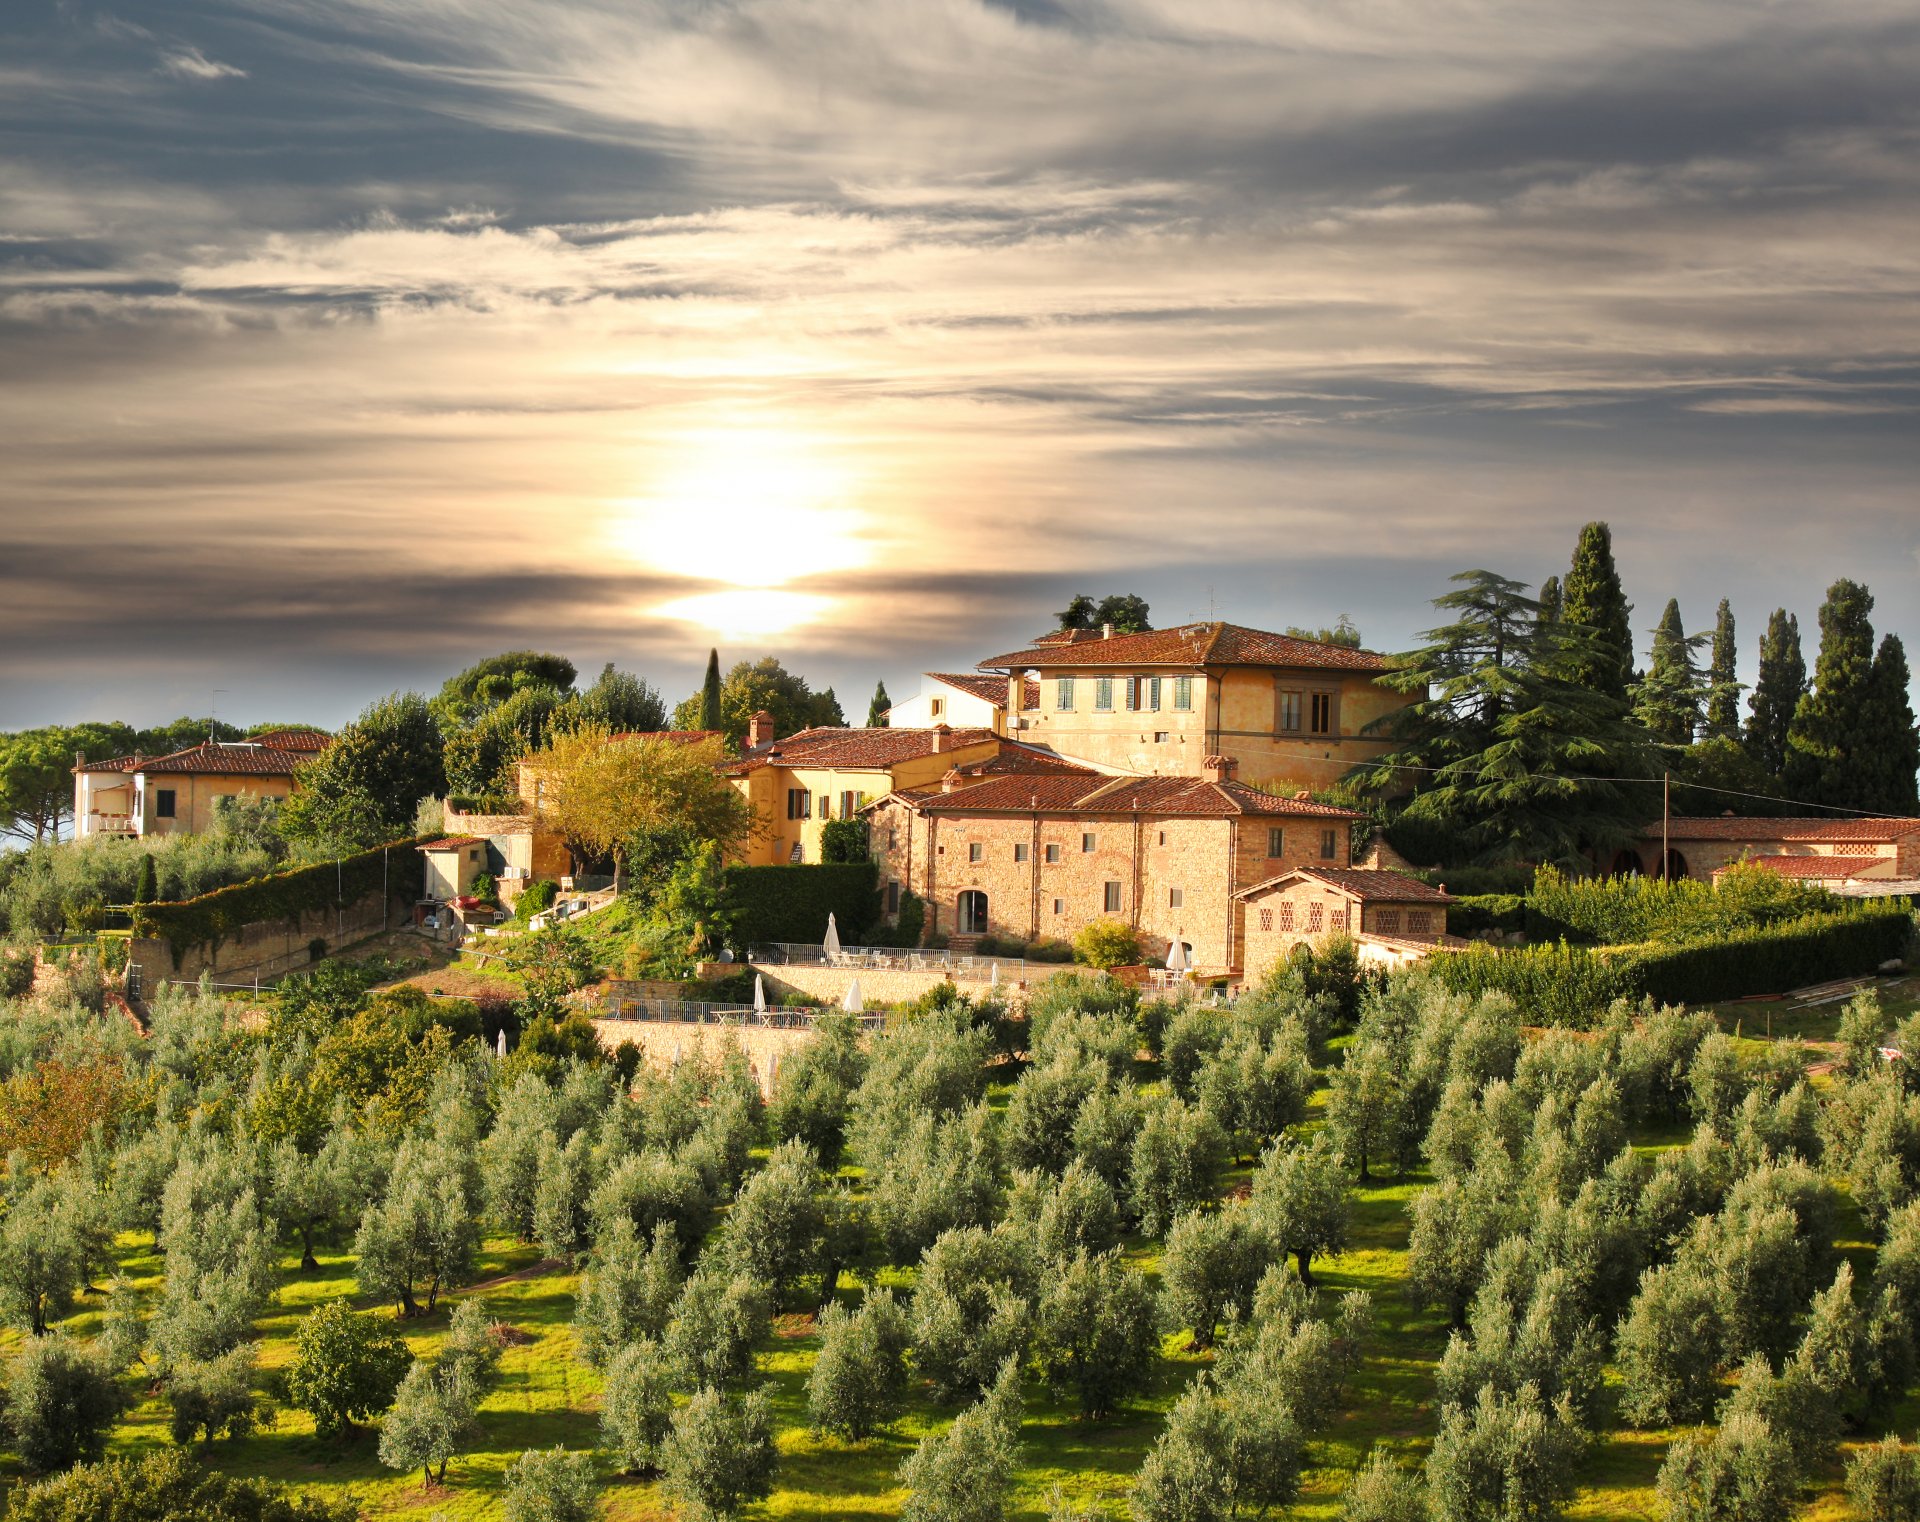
{"left": 816, "top": 1258, "right": 842, "bottom": 1316}
{"left": 399, "top": 1284, "right": 420, "bottom": 1318}
{"left": 422, "top": 1465, "right": 432, "bottom": 1490}
{"left": 300, "top": 1221, "right": 319, "bottom": 1272}
{"left": 1294, "top": 1248, "right": 1314, "bottom": 1288}
{"left": 438, "top": 1457, "right": 450, "bottom": 1484}
{"left": 425, "top": 1272, "right": 440, "bottom": 1314}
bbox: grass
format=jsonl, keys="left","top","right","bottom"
{"left": 17, "top": 1001, "right": 1920, "bottom": 1521}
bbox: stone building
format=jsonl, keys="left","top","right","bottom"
{"left": 972, "top": 621, "right": 1416, "bottom": 794}
{"left": 1620, "top": 815, "right": 1920, "bottom": 882}
{"left": 862, "top": 755, "right": 1360, "bottom": 972}
{"left": 1236, "top": 866, "right": 1455, "bottom": 979}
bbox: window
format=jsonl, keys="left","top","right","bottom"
{"left": 1094, "top": 677, "right": 1114, "bottom": 711}
{"left": 786, "top": 788, "right": 812, "bottom": 820}
{"left": 1125, "top": 676, "right": 1141, "bottom": 711}
{"left": 1307, "top": 902, "right": 1324, "bottom": 932}
{"left": 1377, "top": 908, "right": 1402, "bottom": 935}
{"left": 1279, "top": 902, "right": 1294, "bottom": 931}
{"left": 1103, "top": 881, "right": 1123, "bottom": 912}
{"left": 1148, "top": 677, "right": 1162, "bottom": 710}
{"left": 1276, "top": 688, "right": 1302, "bottom": 733}
{"left": 841, "top": 791, "right": 859, "bottom": 818}
{"left": 1045, "top": 843, "right": 1062, "bottom": 864}
{"left": 930, "top": 697, "right": 945, "bottom": 717}
{"left": 1330, "top": 909, "right": 1348, "bottom": 931}
{"left": 1157, "top": 830, "right": 1167, "bottom": 845}
{"left": 1168, "top": 887, "right": 1183, "bottom": 909}
{"left": 1153, "top": 731, "right": 1170, "bottom": 743}
{"left": 818, "top": 796, "right": 832, "bottom": 820}
{"left": 1258, "top": 907, "right": 1273, "bottom": 931}
{"left": 1321, "top": 828, "right": 1339, "bottom": 861}
{"left": 1015, "top": 842, "right": 1030, "bottom": 863}
{"left": 154, "top": 789, "right": 177, "bottom": 819}
{"left": 1267, "top": 827, "right": 1285, "bottom": 858}
{"left": 1081, "top": 832, "right": 1097, "bottom": 853}
{"left": 887, "top": 828, "right": 897, "bottom": 851}
{"left": 887, "top": 881, "right": 901, "bottom": 913}
{"left": 1408, "top": 911, "right": 1430, "bottom": 935}
{"left": 1052, "top": 897, "right": 1065, "bottom": 915}
{"left": 968, "top": 842, "right": 983, "bottom": 864}
{"left": 1173, "top": 676, "right": 1194, "bottom": 710}
{"left": 1310, "top": 691, "right": 1333, "bottom": 735}
{"left": 1057, "top": 677, "right": 1075, "bottom": 710}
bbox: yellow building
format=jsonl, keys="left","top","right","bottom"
{"left": 974, "top": 622, "right": 1414, "bottom": 794}
{"left": 723, "top": 713, "right": 1002, "bottom": 865}
{"left": 71, "top": 730, "right": 329, "bottom": 839}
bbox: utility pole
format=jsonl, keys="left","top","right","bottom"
{"left": 1662, "top": 771, "right": 1671, "bottom": 881}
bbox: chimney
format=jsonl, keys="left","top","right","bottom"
{"left": 746, "top": 710, "right": 776, "bottom": 748}
{"left": 941, "top": 768, "right": 964, "bottom": 794}
{"left": 1202, "top": 754, "right": 1237, "bottom": 783}
{"left": 1102, "top": 622, "right": 1114, "bottom": 640}
{"left": 931, "top": 722, "right": 952, "bottom": 754}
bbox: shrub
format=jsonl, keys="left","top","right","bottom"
{"left": 9, "top": 1334, "right": 124, "bottom": 1472}
{"left": 0, "top": 948, "right": 35, "bottom": 998}
{"left": 284, "top": 1300, "right": 411, "bottom": 1439}
{"left": 167, "top": 1344, "right": 261, "bottom": 1447}
{"left": 1073, "top": 919, "right": 1143, "bottom": 971}
{"left": 7, "top": 1450, "right": 353, "bottom": 1522}
{"left": 819, "top": 819, "right": 870, "bottom": 864}
{"left": 502, "top": 1446, "right": 599, "bottom": 1522}
{"left": 1446, "top": 895, "right": 1526, "bottom": 938}
{"left": 1848, "top": 1436, "right": 1920, "bottom": 1521}
{"left": 721, "top": 862, "right": 879, "bottom": 945}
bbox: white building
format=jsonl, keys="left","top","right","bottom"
{"left": 885, "top": 672, "right": 1033, "bottom": 732}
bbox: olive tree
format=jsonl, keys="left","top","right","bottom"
{"left": 662, "top": 1384, "right": 779, "bottom": 1522}
{"left": 808, "top": 1288, "right": 911, "bottom": 1442}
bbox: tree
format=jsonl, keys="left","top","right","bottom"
{"left": 1745, "top": 608, "right": 1807, "bottom": 778}
{"left": 721, "top": 1140, "right": 833, "bottom": 1309}
{"left": 768, "top": 1012, "right": 867, "bottom": 1167}
{"left": 574, "top": 1219, "right": 685, "bottom": 1369}
{"left": 502, "top": 1446, "right": 599, "bottom": 1522}
{"left": 701, "top": 649, "right": 724, "bottom": 732}
{"left": 1252, "top": 1131, "right": 1352, "bottom": 1286}
{"left": 1341, "top": 1449, "right": 1431, "bottom": 1522}
{"left": 867, "top": 680, "right": 892, "bottom": 727}
{"left": 575, "top": 663, "right": 667, "bottom": 733}
{"left": 532, "top": 724, "right": 753, "bottom": 873}
{"left": 1160, "top": 1206, "right": 1273, "bottom": 1349}
{"left": 280, "top": 692, "right": 445, "bottom": 846}
{"left": 1127, "top": 1098, "right": 1226, "bottom": 1238}
{"left": 1785, "top": 578, "right": 1882, "bottom": 808}
{"left": 663, "top": 1268, "right": 771, "bottom": 1389}
{"left": 1704, "top": 600, "right": 1742, "bottom": 740}
{"left": 1864, "top": 634, "right": 1920, "bottom": 814}
{"left": 1616, "top": 1259, "right": 1725, "bottom": 1426}
{"left": 1072, "top": 919, "right": 1142, "bottom": 971}
{"left": 284, "top": 1300, "right": 411, "bottom": 1440}
{"left": 1633, "top": 598, "right": 1706, "bottom": 746}
{"left": 378, "top": 1358, "right": 479, "bottom": 1488}
{"left": 1535, "top": 575, "right": 1562, "bottom": 629}
{"left": 443, "top": 683, "right": 572, "bottom": 798}
{"left": 0, "top": 1175, "right": 83, "bottom": 1335}
{"left": 1131, "top": 1367, "right": 1305, "bottom": 1522}
{"left": 9, "top": 1334, "right": 123, "bottom": 1471}
{"left": 1849, "top": 1436, "right": 1920, "bottom": 1522}
{"left": 1407, "top": 1163, "right": 1520, "bottom": 1328}
{"left": 0, "top": 722, "right": 136, "bottom": 844}
{"left": 1560, "top": 521, "right": 1634, "bottom": 701}
{"left": 435, "top": 651, "right": 577, "bottom": 723}
{"left": 1656, "top": 1411, "right": 1799, "bottom": 1522}
{"left": 151, "top": 1156, "right": 278, "bottom": 1366}
{"left": 602, "top": 1338, "right": 676, "bottom": 1474}
{"left": 809, "top": 1289, "right": 911, "bottom": 1441}
{"left": 134, "top": 853, "right": 158, "bottom": 905}
{"left": 662, "top": 1385, "right": 779, "bottom": 1522}
{"left": 1030, "top": 1248, "right": 1159, "bottom": 1417}
{"left": 912, "top": 1226, "right": 1034, "bottom": 1404}
{"left": 1426, "top": 1382, "right": 1584, "bottom": 1522}
{"left": 1286, "top": 615, "right": 1364, "bottom": 648}
{"left": 898, "top": 1357, "right": 1023, "bottom": 1522}
{"left": 8, "top": 1450, "right": 354, "bottom": 1522}
{"left": 354, "top": 1129, "right": 480, "bottom": 1318}
{"left": 167, "top": 1344, "right": 261, "bottom": 1447}
{"left": 672, "top": 655, "right": 842, "bottom": 746}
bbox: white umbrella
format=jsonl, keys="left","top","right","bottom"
{"left": 496, "top": 1027, "right": 507, "bottom": 1058}
{"left": 753, "top": 974, "right": 767, "bottom": 1014}
{"left": 1166, "top": 935, "right": 1189, "bottom": 974}
{"left": 990, "top": 963, "right": 999, "bottom": 988}
{"left": 824, "top": 912, "right": 842, "bottom": 963}
{"left": 841, "top": 978, "right": 864, "bottom": 1014}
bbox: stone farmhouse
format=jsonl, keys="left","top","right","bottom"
{"left": 72, "top": 729, "right": 329, "bottom": 839}
{"left": 973, "top": 621, "right": 1416, "bottom": 794}
{"left": 1236, "top": 867, "right": 1457, "bottom": 980}
{"left": 1620, "top": 815, "right": 1920, "bottom": 890}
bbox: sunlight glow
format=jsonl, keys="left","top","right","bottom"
{"left": 656, "top": 588, "right": 830, "bottom": 638}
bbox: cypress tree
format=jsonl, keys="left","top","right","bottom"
{"left": 1633, "top": 599, "right": 1705, "bottom": 747}
{"left": 1705, "top": 599, "right": 1742, "bottom": 740}
{"left": 1536, "top": 574, "right": 1562, "bottom": 628}
{"left": 1745, "top": 609, "right": 1806, "bottom": 778}
{"left": 1864, "top": 635, "right": 1920, "bottom": 813}
{"left": 699, "top": 650, "right": 723, "bottom": 734}
{"left": 1785, "top": 579, "right": 1879, "bottom": 807}
{"left": 866, "top": 681, "right": 892, "bottom": 728}
{"left": 134, "top": 854, "right": 158, "bottom": 906}
{"left": 1560, "top": 522, "right": 1634, "bottom": 701}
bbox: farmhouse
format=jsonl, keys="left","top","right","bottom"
{"left": 1622, "top": 815, "right": 1920, "bottom": 883}
{"left": 71, "top": 729, "right": 329, "bottom": 839}
{"left": 1236, "top": 866, "right": 1456, "bottom": 979}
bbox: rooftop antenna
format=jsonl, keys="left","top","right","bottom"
{"left": 210, "top": 690, "right": 227, "bottom": 744}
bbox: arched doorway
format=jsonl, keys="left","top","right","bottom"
{"left": 957, "top": 890, "right": 990, "bottom": 935}
{"left": 1659, "top": 850, "right": 1690, "bottom": 881}
{"left": 1609, "top": 849, "right": 1646, "bottom": 877}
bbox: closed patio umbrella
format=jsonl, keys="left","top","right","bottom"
{"left": 754, "top": 973, "right": 767, "bottom": 1014}
{"left": 1166, "top": 935, "right": 1189, "bottom": 974}
{"left": 824, "top": 912, "right": 842, "bottom": 962}
{"left": 841, "top": 978, "right": 863, "bottom": 1014}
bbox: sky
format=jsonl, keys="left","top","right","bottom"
{"left": 3, "top": 0, "right": 1918, "bottom": 731}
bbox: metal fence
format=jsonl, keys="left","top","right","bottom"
{"left": 593, "top": 994, "right": 885, "bottom": 1031}
{"left": 745, "top": 940, "right": 1074, "bottom": 983}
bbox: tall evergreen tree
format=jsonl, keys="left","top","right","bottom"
{"left": 866, "top": 681, "right": 892, "bottom": 728}
{"left": 1745, "top": 609, "right": 1806, "bottom": 778}
{"left": 1536, "top": 575, "right": 1562, "bottom": 627}
{"left": 699, "top": 650, "right": 723, "bottom": 733}
{"left": 1705, "top": 600, "right": 1742, "bottom": 740}
{"left": 1864, "top": 635, "right": 1920, "bottom": 813}
{"left": 1785, "top": 579, "right": 1880, "bottom": 808}
{"left": 1560, "top": 522, "right": 1634, "bottom": 702}
{"left": 1632, "top": 599, "right": 1706, "bottom": 747}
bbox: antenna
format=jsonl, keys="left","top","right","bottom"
{"left": 210, "top": 690, "right": 227, "bottom": 744}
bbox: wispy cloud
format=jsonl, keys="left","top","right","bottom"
{"left": 156, "top": 45, "right": 248, "bottom": 81}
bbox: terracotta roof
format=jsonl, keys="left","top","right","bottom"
{"left": 723, "top": 727, "right": 998, "bottom": 776}
{"left": 1660, "top": 816, "right": 1920, "bottom": 842}
{"left": 420, "top": 836, "right": 488, "bottom": 852}
{"left": 83, "top": 741, "right": 313, "bottom": 778}
{"left": 911, "top": 773, "right": 1361, "bottom": 820}
{"left": 977, "top": 621, "right": 1391, "bottom": 674}
{"left": 1722, "top": 854, "right": 1885, "bottom": 881}
{"left": 250, "top": 728, "right": 331, "bottom": 751}
{"left": 927, "top": 672, "right": 1039, "bottom": 708}
{"left": 948, "top": 744, "right": 1101, "bottom": 779}
{"left": 1237, "top": 867, "right": 1453, "bottom": 903}
{"left": 608, "top": 729, "right": 724, "bottom": 745}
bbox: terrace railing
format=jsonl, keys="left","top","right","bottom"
{"left": 744, "top": 940, "right": 1071, "bottom": 983}
{"left": 592, "top": 993, "right": 885, "bottom": 1031}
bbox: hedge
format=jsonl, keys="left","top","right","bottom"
{"left": 1446, "top": 894, "right": 1528, "bottom": 939}
{"left": 1526, "top": 862, "right": 1831, "bottom": 946}
{"left": 1426, "top": 902, "right": 1915, "bottom": 1025}
{"left": 721, "top": 862, "right": 879, "bottom": 946}
{"left": 133, "top": 837, "right": 431, "bottom": 962}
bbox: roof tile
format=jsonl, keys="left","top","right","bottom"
{"left": 976, "top": 621, "right": 1391, "bottom": 673}
{"left": 909, "top": 773, "right": 1360, "bottom": 820}
{"left": 1661, "top": 816, "right": 1920, "bottom": 843}
{"left": 723, "top": 727, "right": 998, "bottom": 776}
{"left": 1237, "top": 867, "right": 1453, "bottom": 902}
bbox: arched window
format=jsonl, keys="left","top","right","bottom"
{"left": 1661, "top": 850, "right": 1690, "bottom": 881}
{"left": 957, "top": 890, "right": 990, "bottom": 935}
{"left": 1609, "top": 849, "right": 1646, "bottom": 877}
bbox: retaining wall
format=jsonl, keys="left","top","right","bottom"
{"left": 747, "top": 961, "right": 1096, "bottom": 1011}
{"left": 128, "top": 887, "right": 401, "bottom": 991}
{"left": 589, "top": 1017, "right": 817, "bottom": 1095}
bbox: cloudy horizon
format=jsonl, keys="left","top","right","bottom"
{"left": 3, "top": 0, "right": 1917, "bottom": 730}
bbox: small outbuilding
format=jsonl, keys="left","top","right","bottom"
{"left": 1236, "top": 866, "right": 1455, "bottom": 979}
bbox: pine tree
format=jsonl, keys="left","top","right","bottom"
{"left": 700, "top": 650, "right": 723, "bottom": 734}
{"left": 1746, "top": 609, "right": 1806, "bottom": 779}
{"left": 1705, "top": 599, "right": 1742, "bottom": 739}
{"left": 1633, "top": 599, "right": 1705, "bottom": 746}
{"left": 1785, "top": 579, "right": 1880, "bottom": 807}
{"left": 1560, "top": 522, "right": 1634, "bottom": 701}
{"left": 866, "top": 681, "right": 892, "bottom": 728}
{"left": 1864, "top": 635, "right": 1920, "bottom": 813}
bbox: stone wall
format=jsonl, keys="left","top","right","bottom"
{"left": 128, "top": 888, "right": 402, "bottom": 991}
{"left": 749, "top": 961, "right": 1090, "bottom": 1011}
{"left": 589, "top": 1016, "right": 819, "bottom": 1095}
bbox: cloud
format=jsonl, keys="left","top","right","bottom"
{"left": 155, "top": 46, "right": 248, "bottom": 81}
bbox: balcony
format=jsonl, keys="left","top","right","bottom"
{"left": 86, "top": 813, "right": 137, "bottom": 836}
